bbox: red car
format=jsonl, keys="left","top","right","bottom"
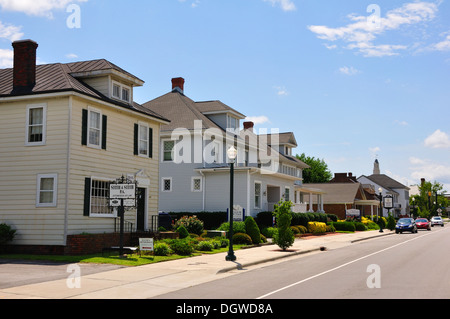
{"left": 415, "top": 218, "right": 431, "bottom": 231}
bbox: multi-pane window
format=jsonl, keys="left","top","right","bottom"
{"left": 37, "top": 174, "right": 57, "bottom": 207}
{"left": 254, "top": 182, "right": 261, "bottom": 209}
{"left": 90, "top": 179, "right": 113, "bottom": 216}
{"left": 163, "top": 140, "right": 174, "bottom": 161}
{"left": 285, "top": 187, "right": 290, "bottom": 202}
{"left": 88, "top": 109, "right": 101, "bottom": 147}
{"left": 192, "top": 177, "right": 202, "bottom": 192}
{"left": 112, "top": 81, "right": 131, "bottom": 103}
{"left": 26, "top": 104, "right": 46, "bottom": 145}
{"left": 162, "top": 178, "right": 172, "bottom": 192}
{"left": 139, "top": 125, "right": 149, "bottom": 156}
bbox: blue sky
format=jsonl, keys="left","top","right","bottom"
{"left": 1, "top": 0, "right": 449, "bottom": 190}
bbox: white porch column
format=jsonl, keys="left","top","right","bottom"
{"left": 309, "top": 192, "right": 313, "bottom": 212}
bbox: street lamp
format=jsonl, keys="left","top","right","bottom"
{"left": 226, "top": 146, "right": 237, "bottom": 262}
{"left": 378, "top": 187, "right": 384, "bottom": 233}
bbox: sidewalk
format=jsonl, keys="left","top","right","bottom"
{"left": 0, "top": 230, "right": 393, "bottom": 299}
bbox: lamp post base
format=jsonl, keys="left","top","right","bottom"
{"left": 225, "top": 253, "right": 236, "bottom": 261}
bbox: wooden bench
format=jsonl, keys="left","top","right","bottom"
{"left": 102, "top": 246, "right": 138, "bottom": 256}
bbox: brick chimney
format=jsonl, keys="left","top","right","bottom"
{"left": 12, "top": 39, "right": 38, "bottom": 93}
{"left": 243, "top": 121, "right": 254, "bottom": 131}
{"left": 172, "top": 77, "right": 185, "bottom": 94}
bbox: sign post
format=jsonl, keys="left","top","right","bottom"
{"left": 109, "top": 175, "right": 137, "bottom": 258}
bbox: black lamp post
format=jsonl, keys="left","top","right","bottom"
{"left": 226, "top": 146, "right": 237, "bottom": 262}
{"left": 378, "top": 187, "right": 384, "bottom": 233}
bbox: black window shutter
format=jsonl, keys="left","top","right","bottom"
{"left": 81, "top": 109, "right": 88, "bottom": 145}
{"left": 134, "top": 124, "right": 139, "bottom": 155}
{"left": 148, "top": 127, "right": 153, "bottom": 158}
{"left": 101, "top": 115, "right": 107, "bottom": 150}
{"left": 83, "top": 177, "right": 91, "bottom": 217}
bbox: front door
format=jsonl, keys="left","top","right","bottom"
{"left": 136, "top": 188, "right": 146, "bottom": 232}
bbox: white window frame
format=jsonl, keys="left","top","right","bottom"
{"left": 36, "top": 173, "right": 57, "bottom": 207}
{"left": 191, "top": 177, "right": 202, "bottom": 192}
{"left": 26, "top": 104, "right": 47, "bottom": 146}
{"left": 138, "top": 123, "right": 150, "bottom": 157}
{"left": 162, "top": 139, "right": 175, "bottom": 162}
{"left": 111, "top": 80, "right": 131, "bottom": 103}
{"left": 227, "top": 115, "right": 238, "bottom": 130}
{"left": 254, "top": 181, "right": 262, "bottom": 209}
{"left": 89, "top": 177, "right": 116, "bottom": 218}
{"left": 87, "top": 107, "right": 102, "bottom": 149}
{"left": 162, "top": 177, "right": 172, "bottom": 192}
{"left": 284, "top": 186, "right": 290, "bottom": 202}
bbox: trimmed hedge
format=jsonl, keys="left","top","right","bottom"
{"left": 169, "top": 212, "right": 227, "bottom": 230}
{"left": 331, "top": 221, "right": 356, "bottom": 232}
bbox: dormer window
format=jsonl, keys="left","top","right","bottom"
{"left": 227, "top": 115, "right": 238, "bottom": 130}
{"left": 112, "top": 80, "right": 131, "bottom": 103}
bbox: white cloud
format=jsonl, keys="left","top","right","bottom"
{"left": 245, "top": 116, "right": 271, "bottom": 125}
{"left": 339, "top": 66, "right": 360, "bottom": 75}
{"left": 369, "top": 146, "right": 380, "bottom": 157}
{"left": 263, "top": 0, "right": 296, "bottom": 12}
{"left": 274, "top": 86, "right": 289, "bottom": 96}
{"left": 430, "top": 33, "right": 450, "bottom": 51}
{"left": 0, "top": 48, "right": 13, "bottom": 68}
{"left": 0, "top": 0, "right": 87, "bottom": 18}
{"left": 424, "top": 129, "right": 450, "bottom": 149}
{"left": 0, "top": 21, "right": 23, "bottom": 41}
{"left": 66, "top": 53, "right": 78, "bottom": 59}
{"left": 409, "top": 157, "right": 450, "bottom": 185}
{"left": 308, "top": 1, "right": 439, "bottom": 57}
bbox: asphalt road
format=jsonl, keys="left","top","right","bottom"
{"left": 154, "top": 226, "right": 450, "bottom": 299}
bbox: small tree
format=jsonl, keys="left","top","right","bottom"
{"left": 386, "top": 213, "right": 396, "bottom": 231}
{"left": 273, "top": 201, "right": 295, "bottom": 251}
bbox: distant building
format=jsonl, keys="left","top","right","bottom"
{"left": 357, "top": 160, "right": 410, "bottom": 217}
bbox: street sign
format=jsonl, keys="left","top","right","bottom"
{"left": 110, "top": 183, "right": 136, "bottom": 199}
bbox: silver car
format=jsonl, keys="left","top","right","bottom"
{"left": 430, "top": 216, "right": 444, "bottom": 227}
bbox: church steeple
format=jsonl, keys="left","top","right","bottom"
{"left": 373, "top": 159, "right": 380, "bottom": 175}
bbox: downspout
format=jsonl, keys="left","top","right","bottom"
{"left": 64, "top": 96, "right": 73, "bottom": 246}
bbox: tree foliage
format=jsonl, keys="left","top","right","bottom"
{"left": 296, "top": 153, "right": 332, "bottom": 183}
{"left": 410, "top": 180, "right": 448, "bottom": 217}
{"left": 273, "top": 201, "right": 295, "bottom": 251}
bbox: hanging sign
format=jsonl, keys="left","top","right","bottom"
{"left": 110, "top": 183, "right": 136, "bottom": 199}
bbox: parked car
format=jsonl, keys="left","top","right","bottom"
{"left": 430, "top": 216, "right": 444, "bottom": 227}
{"left": 395, "top": 218, "right": 417, "bottom": 234}
{"left": 415, "top": 218, "right": 431, "bottom": 231}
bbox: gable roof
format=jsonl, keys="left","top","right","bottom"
{"left": 359, "top": 174, "right": 409, "bottom": 191}
{"left": 0, "top": 60, "right": 168, "bottom": 122}
{"left": 142, "top": 91, "right": 224, "bottom": 133}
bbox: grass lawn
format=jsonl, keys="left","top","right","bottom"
{"left": 0, "top": 245, "right": 248, "bottom": 267}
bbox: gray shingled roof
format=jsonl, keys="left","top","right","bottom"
{"left": 0, "top": 60, "right": 168, "bottom": 122}
{"left": 361, "top": 174, "right": 409, "bottom": 191}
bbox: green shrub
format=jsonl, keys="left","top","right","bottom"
{"left": 232, "top": 232, "right": 253, "bottom": 245}
{"left": 260, "top": 234, "right": 267, "bottom": 243}
{"left": 169, "top": 239, "right": 195, "bottom": 256}
{"left": 0, "top": 223, "right": 16, "bottom": 245}
{"left": 215, "top": 237, "right": 229, "bottom": 248}
{"left": 273, "top": 201, "right": 295, "bottom": 251}
{"left": 354, "top": 222, "right": 367, "bottom": 231}
{"left": 261, "top": 227, "right": 278, "bottom": 238}
{"left": 245, "top": 216, "right": 261, "bottom": 244}
{"left": 387, "top": 214, "right": 396, "bottom": 231}
{"left": 174, "top": 215, "right": 204, "bottom": 235}
{"left": 196, "top": 241, "right": 214, "bottom": 251}
{"left": 217, "top": 221, "right": 246, "bottom": 234}
{"left": 290, "top": 226, "right": 300, "bottom": 234}
{"left": 295, "top": 225, "right": 308, "bottom": 234}
{"left": 176, "top": 225, "right": 189, "bottom": 239}
{"left": 327, "top": 214, "right": 338, "bottom": 222}
{"left": 326, "top": 224, "right": 336, "bottom": 233}
{"left": 332, "top": 221, "right": 356, "bottom": 232}
{"left": 255, "top": 211, "right": 274, "bottom": 228}
{"left": 153, "top": 242, "right": 172, "bottom": 256}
